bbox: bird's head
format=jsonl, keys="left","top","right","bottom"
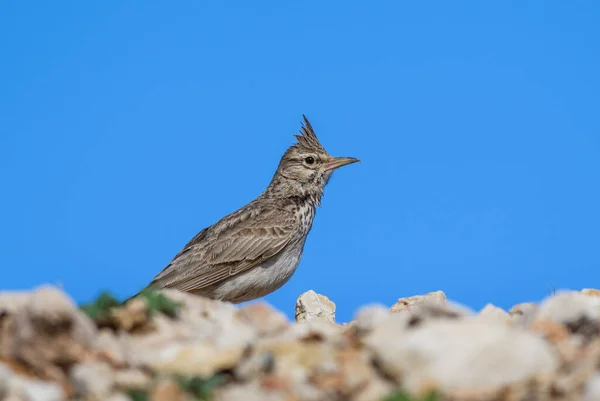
{"left": 267, "top": 115, "right": 360, "bottom": 202}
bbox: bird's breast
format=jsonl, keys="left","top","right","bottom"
{"left": 211, "top": 240, "right": 304, "bottom": 303}
{"left": 295, "top": 203, "right": 316, "bottom": 236}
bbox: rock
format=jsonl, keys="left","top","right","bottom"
{"left": 582, "top": 288, "right": 600, "bottom": 297}
{"left": 10, "top": 377, "right": 65, "bottom": 401}
{"left": 276, "top": 319, "right": 343, "bottom": 345}
{"left": 364, "top": 318, "right": 558, "bottom": 392}
{"left": 295, "top": 290, "right": 336, "bottom": 323}
{"left": 477, "top": 304, "right": 511, "bottom": 325}
{"left": 332, "top": 348, "right": 375, "bottom": 397}
{"left": 509, "top": 302, "right": 537, "bottom": 317}
{"left": 110, "top": 297, "right": 151, "bottom": 332}
{"left": 234, "top": 351, "right": 275, "bottom": 380}
{"left": 11, "top": 286, "right": 96, "bottom": 382}
{"left": 535, "top": 291, "right": 600, "bottom": 340}
{"left": 390, "top": 290, "right": 447, "bottom": 313}
{"left": 583, "top": 373, "right": 600, "bottom": 401}
{"left": 143, "top": 343, "right": 245, "bottom": 377}
{"left": 352, "top": 304, "right": 390, "bottom": 334}
{"left": 150, "top": 378, "right": 185, "bottom": 401}
{"left": 1, "top": 363, "right": 65, "bottom": 401}
{"left": 104, "top": 393, "right": 132, "bottom": 401}
{"left": 0, "top": 291, "right": 31, "bottom": 314}
{"left": 509, "top": 302, "right": 538, "bottom": 327}
{"left": 236, "top": 302, "right": 289, "bottom": 337}
{"left": 122, "top": 290, "right": 256, "bottom": 367}
{"left": 215, "top": 380, "right": 289, "bottom": 401}
{"left": 70, "top": 361, "right": 115, "bottom": 399}
{"left": 352, "top": 376, "right": 395, "bottom": 401}
{"left": 93, "top": 329, "right": 127, "bottom": 367}
{"left": 6, "top": 284, "right": 600, "bottom": 401}
{"left": 0, "top": 363, "right": 10, "bottom": 399}
{"left": 114, "top": 368, "right": 152, "bottom": 391}
{"left": 396, "top": 300, "right": 473, "bottom": 331}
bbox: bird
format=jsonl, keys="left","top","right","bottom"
{"left": 132, "top": 115, "right": 359, "bottom": 304}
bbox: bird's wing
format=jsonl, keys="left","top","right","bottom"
{"left": 149, "top": 206, "right": 296, "bottom": 292}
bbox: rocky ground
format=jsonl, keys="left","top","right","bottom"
{"left": 1, "top": 286, "right": 600, "bottom": 401}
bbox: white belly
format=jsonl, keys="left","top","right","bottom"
{"left": 211, "top": 241, "right": 304, "bottom": 303}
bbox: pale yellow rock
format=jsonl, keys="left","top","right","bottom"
{"left": 509, "top": 302, "right": 537, "bottom": 316}
{"left": 150, "top": 379, "right": 185, "bottom": 401}
{"left": 11, "top": 285, "right": 96, "bottom": 383}
{"left": 70, "top": 361, "right": 115, "bottom": 399}
{"left": 114, "top": 368, "right": 152, "bottom": 390}
{"left": 582, "top": 288, "right": 600, "bottom": 297}
{"left": 535, "top": 291, "right": 600, "bottom": 331}
{"left": 353, "top": 304, "right": 390, "bottom": 333}
{"left": 508, "top": 302, "right": 538, "bottom": 327}
{"left": 105, "top": 393, "right": 132, "bottom": 401}
{"left": 295, "top": 290, "right": 336, "bottom": 323}
{"left": 236, "top": 302, "right": 289, "bottom": 337}
{"left": 365, "top": 318, "right": 558, "bottom": 391}
{"left": 215, "top": 380, "right": 289, "bottom": 401}
{"left": 390, "top": 291, "right": 447, "bottom": 313}
{"left": 583, "top": 373, "right": 600, "bottom": 401}
{"left": 145, "top": 343, "right": 245, "bottom": 378}
{"left": 352, "top": 375, "right": 395, "bottom": 401}
{"left": 477, "top": 304, "right": 511, "bottom": 325}
{"left": 93, "top": 329, "right": 127, "bottom": 367}
{"left": 110, "top": 298, "right": 149, "bottom": 331}
{"left": 1, "top": 363, "right": 65, "bottom": 401}
{"left": 0, "top": 291, "right": 31, "bottom": 314}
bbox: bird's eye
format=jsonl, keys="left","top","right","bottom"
{"left": 304, "top": 156, "right": 315, "bottom": 165}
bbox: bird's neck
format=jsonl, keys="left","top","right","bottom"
{"left": 262, "top": 173, "right": 324, "bottom": 206}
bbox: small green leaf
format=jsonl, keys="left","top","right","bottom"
{"left": 80, "top": 291, "right": 121, "bottom": 321}
{"left": 139, "top": 289, "right": 180, "bottom": 318}
{"left": 383, "top": 389, "right": 440, "bottom": 401}
{"left": 176, "top": 374, "right": 225, "bottom": 400}
{"left": 421, "top": 391, "right": 440, "bottom": 401}
{"left": 126, "top": 389, "right": 149, "bottom": 401}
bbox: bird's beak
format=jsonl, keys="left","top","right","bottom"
{"left": 324, "top": 156, "right": 361, "bottom": 171}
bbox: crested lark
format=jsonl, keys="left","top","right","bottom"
{"left": 135, "top": 115, "right": 359, "bottom": 303}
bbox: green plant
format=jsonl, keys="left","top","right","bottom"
{"left": 80, "top": 291, "right": 121, "bottom": 322}
{"left": 383, "top": 389, "right": 440, "bottom": 401}
{"left": 138, "top": 288, "right": 180, "bottom": 318}
{"left": 177, "top": 374, "right": 225, "bottom": 400}
{"left": 126, "top": 389, "right": 149, "bottom": 401}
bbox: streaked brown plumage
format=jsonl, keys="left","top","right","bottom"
{"left": 133, "top": 115, "right": 359, "bottom": 303}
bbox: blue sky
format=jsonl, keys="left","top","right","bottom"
{"left": 1, "top": 2, "right": 599, "bottom": 322}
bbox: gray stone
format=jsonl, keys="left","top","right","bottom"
{"left": 0, "top": 291, "right": 31, "bottom": 314}
{"left": 295, "top": 290, "right": 336, "bottom": 323}
{"left": 236, "top": 302, "right": 289, "bottom": 337}
{"left": 142, "top": 342, "right": 245, "bottom": 377}
{"left": 390, "top": 290, "right": 447, "bottom": 313}
{"left": 365, "top": 318, "right": 558, "bottom": 391}
{"left": 123, "top": 289, "right": 256, "bottom": 367}
{"left": 10, "top": 286, "right": 96, "bottom": 382}
{"left": 0, "top": 364, "right": 65, "bottom": 401}
{"left": 535, "top": 291, "right": 600, "bottom": 339}
{"left": 353, "top": 304, "right": 390, "bottom": 334}
{"left": 583, "top": 373, "right": 600, "bottom": 401}
{"left": 93, "top": 329, "right": 127, "bottom": 366}
{"left": 114, "top": 368, "right": 152, "bottom": 390}
{"left": 508, "top": 302, "right": 538, "bottom": 327}
{"left": 477, "top": 304, "right": 511, "bottom": 325}
{"left": 215, "top": 380, "right": 288, "bottom": 401}
{"left": 70, "top": 361, "right": 115, "bottom": 398}
{"left": 0, "top": 363, "right": 10, "bottom": 399}
{"left": 104, "top": 394, "right": 132, "bottom": 401}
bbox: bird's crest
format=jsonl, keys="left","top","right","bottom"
{"left": 294, "top": 115, "right": 328, "bottom": 154}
